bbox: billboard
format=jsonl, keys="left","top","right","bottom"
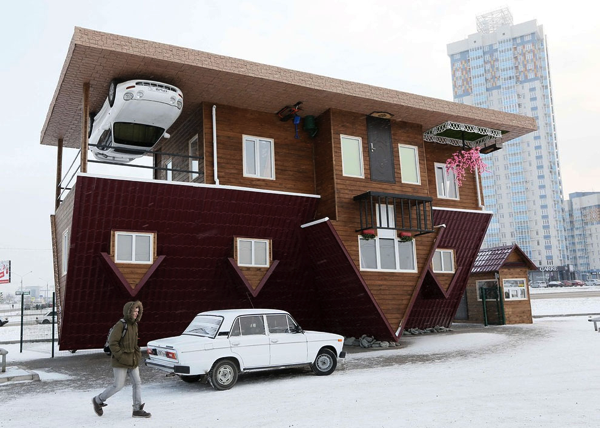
{"left": 0, "top": 260, "right": 10, "bottom": 284}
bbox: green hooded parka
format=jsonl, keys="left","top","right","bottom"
{"left": 108, "top": 301, "right": 143, "bottom": 369}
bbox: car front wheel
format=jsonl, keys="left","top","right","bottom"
{"left": 209, "top": 359, "right": 238, "bottom": 390}
{"left": 311, "top": 348, "right": 337, "bottom": 376}
{"left": 42, "top": 319, "right": 50, "bottom": 324}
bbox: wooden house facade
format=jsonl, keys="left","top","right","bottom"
{"left": 42, "top": 28, "right": 536, "bottom": 350}
{"left": 461, "top": 244, "right": 537, "bottom": 325}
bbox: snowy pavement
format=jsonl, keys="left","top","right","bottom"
{"left": 1, "top": 292, "right": 600, "bottom": 427}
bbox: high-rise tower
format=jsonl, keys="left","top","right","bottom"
{"left": 447, "top": 8, "right": 567, "bottom": 271}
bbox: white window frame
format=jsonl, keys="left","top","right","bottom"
{"left": 166, "top": 159, "right": 173, "bottom": 182}
{"left": 358, "top": 236, "right": 417, "bottom": 272}
{"left": 62, "top": 229, "right": 69, "bottom": 276}
{"left": 340, "top": 135, "right": 364, "bottom": 178}
{"left": 398, "top": 144, "right": 421, "bottom": 184}
{"left": 503, "top": 278, "right": 528, "bottom": 300}
{"left": 115, "top": 232, "right": 154, "bottom": 264}
{"left": 434, "top": 163, "right": 459, "bottom": 200}
{"left": 237, "top": 238, "right": 270, "bottom": 267}
{"left": 243, "top": 135, "right": 275, "bottom": 180}
{"left": 432, "top": 249, "right": 455, "bottom": 273}
{"left": 189, "top": 135, "right": 199, "bottom": 181}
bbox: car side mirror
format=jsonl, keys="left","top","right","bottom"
{"left": 294, "top": 325, "right": 304, "bottom": 334}
{"left": 163, "top": 132, "right": 171, "bottom": 139}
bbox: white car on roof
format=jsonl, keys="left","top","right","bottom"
{"left": 89, "top": 79, "right": 183, "bottom": 164}
{"left": 145, "top": 309, "right": 346, "bottom": 390}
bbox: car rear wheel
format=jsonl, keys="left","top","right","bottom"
{"left": 108, "top": 79, "right": 119, "bottom": 107}
{"left": 209, "top": 359, "right": 238, "bottom": 390}
{"left": 42, "top": 319, "right": 50, "bottom": 324}
{"left": 311, "top": 348, "right": 337, "bottom": 376}
{"left": 180, "top": 375, "right": 201, "bottom": 383}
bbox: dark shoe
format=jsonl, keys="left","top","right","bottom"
{"left": 132, "top": 403, "right": 152, "bottom": 418}
{"left": 92, "top": 397, "right": 106, "bottom": 416}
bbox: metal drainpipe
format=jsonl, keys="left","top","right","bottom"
{"left": 212, "top": 105, "right": 220, "bottom": 186}
{"left": 475, "top": 167, "right": 484, "bottom": 209}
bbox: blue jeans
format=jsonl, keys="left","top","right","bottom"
{"left": 97, "top": 367, "right": 142, "bottom": 410}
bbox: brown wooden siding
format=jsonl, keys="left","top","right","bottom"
{"left": 155, "top": 106, "right": 204, "bottom": 183}
{"left": 203, "top": 103, "right": 317, "bottom": 195}
{"left": 424, "top": 142, "right": 482, "bottom": 211}
{"left": 313, "top": 110, "right": 337, "bottom": 220}
{"left": 465, "top": 268, "right": 533, "bottom": 325}
{"left": 498, "top": 266, "right": 533, "bottom": 324}
{"left": 328, "top": 109, "right": 444, "bottom": 330}
{"left": 465, "top": 273, "right": 501, "bottom": 324}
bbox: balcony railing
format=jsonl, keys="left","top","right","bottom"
{"left": 353, "top": 191, "right": 435, "bottom": 236}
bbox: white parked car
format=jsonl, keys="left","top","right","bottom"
{"left": 36, "top": 310, "right": 57, "bottom": 324}
{"left": 145, "top": 309, "right": 346, "bottom": 390}
{"left": 89, "top": 79, "right": 183, "bottom": 164}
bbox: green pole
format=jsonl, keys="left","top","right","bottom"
{"left": 499, "top": 287, "right": 506, "bottom": 325}
{"left": 51, "top": 292, "right": 56, "bottom": 358}
{"left": 482, "top": 288, "right": 488, "bottom": 327}
{"left": 495, "top": 284, "right": 502, "bottom": 325}
{"left": 20, "top": 294, "right": 24, "bottom": 353}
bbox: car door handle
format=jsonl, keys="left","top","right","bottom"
{"left": 230, "top": 341, "right": 240, "bottom": 346}
{"left": 270, "top": 339, "right": 279, "bottom": 343}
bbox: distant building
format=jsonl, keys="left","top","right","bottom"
{"left": 564, "top": 192, "right": 600, "bottom": 281}
{"left": 446, "top": 8, "right": 568, "bottom": 273}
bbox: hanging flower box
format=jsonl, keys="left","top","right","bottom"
{"left": 399, "top": 231, "right": 413, "bottom": 242}
{"left": 360, "top": 229, "right": 376, "bottom": 240}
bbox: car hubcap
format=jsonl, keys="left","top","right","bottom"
{"left": 216, "top": 365, "right": 233, "bottom": 385}
{"left": 316, "top": 355, "right": 332, "bottom": 371}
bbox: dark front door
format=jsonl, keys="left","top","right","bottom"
{"left": 366, "top": 116, "right": 395, "bottom": 183}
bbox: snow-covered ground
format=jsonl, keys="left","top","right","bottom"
{"left": 1, "top": 291, "right": 600, "bottom": 427}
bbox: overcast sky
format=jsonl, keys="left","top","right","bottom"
{"left": 1, "top": 0, "right": 598, "bottom": 293}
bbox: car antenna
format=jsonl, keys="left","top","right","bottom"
{"left": 245, "top": 293, "right": 255, "bottom": 308}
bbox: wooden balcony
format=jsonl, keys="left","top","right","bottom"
{"left": 353, "top": 191, "right": 435, "bottom": 236}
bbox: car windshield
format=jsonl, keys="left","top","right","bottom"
{"left": 183, "top": 315, "right": 223, "bottom": 338}
{"left": 113, "top": 122, "right": 165, "bottom": 148}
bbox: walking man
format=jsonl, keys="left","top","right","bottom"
{"left": 92, "top": 300, "right": 151, "bottom": 418}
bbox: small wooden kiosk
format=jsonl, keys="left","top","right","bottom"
{"left": 460, "top": 244, "right": 537, "bottom": 325}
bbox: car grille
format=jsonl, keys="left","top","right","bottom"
{"left": 136, "top": 81, "right": 178, "bottom": 93}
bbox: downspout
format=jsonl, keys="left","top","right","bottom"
{"left": 475, "top": 167, "right": 484, "bottom": 209}
{"left": 212, "top": 105, "right": 220, "bottom": 186}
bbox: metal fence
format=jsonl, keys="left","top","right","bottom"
{"left": 0, "top": 293, "right": 58, "bottom": 356}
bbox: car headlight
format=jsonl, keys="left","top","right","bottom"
{"left": 176, "top": 100, "right": 183, "bottom": 110}
{"left": 123, "top": 92, "right": 134, "bottom": 101}
{"left": 169, "top": 96, "right": 176, "bottom": 106}
{"left": 136, "top": 91, "right": 144, "bottom": 99}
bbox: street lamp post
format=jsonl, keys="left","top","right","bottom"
{"left": 13, "top": 270, "right": 32, "bottom": 354}
{"left": 13, "top": 271, "right": 33, "bottom": 293}
{"left": 39, "top": 277, "right": 52, "bottom": 301}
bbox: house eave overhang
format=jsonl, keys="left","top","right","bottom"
{"left": 41, "top": 27, "right": 537, "bottom": 149}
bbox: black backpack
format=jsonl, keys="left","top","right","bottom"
{"left": 104, "top": 319, "right": 127, "bottom": 356}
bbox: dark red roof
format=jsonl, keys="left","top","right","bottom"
{"left": 403, "top": 209, "right": 492, "bottom": 330}
{"left": 59, "top": 176, "right": 394, "bottom": 349}
{"left": 472, "top": 244, "right": 538, "bottom": 273}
